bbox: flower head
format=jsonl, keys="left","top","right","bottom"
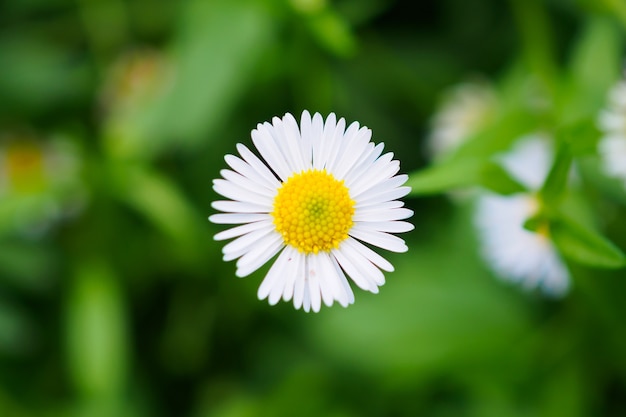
{"left": 474, "top": 136, "right": 570, "bottom": 297}
{"left": 0, "top": 133, "right": 85, "bottom": 236}
{"left": 598, "top": 78, "right": 626, "bottom": 185}
{"left": 427, "top": 81, "right": 498, "bottom": 160}
{"left": 209, "top": 111, "right": 413, "bottom": 312}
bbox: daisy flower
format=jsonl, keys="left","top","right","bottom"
{"left": 474, "top": 135, "right": 570, "bottom": 297}
{"left": 209, "top": 111, "right": 413, "bottom": 312}
{"left": 427, "top": 80, "right": 497, "bottom": 160}
{"left": 0, "top": 133, "right": 85, "bottom": 236}
{"left": 598, "top": 77, "right": 626, "bottom": 185}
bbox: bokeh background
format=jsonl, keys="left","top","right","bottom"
{"left": 1, "top": 0, "right": 626, "bottom": 416}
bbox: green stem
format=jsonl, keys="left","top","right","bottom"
{"left": 509, "top": 0, "right": 559, "bottom": 104}
{"left": 76, "top": 0, "right": 130, "bottom": 70}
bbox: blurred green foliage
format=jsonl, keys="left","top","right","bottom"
{"left": 1, "top": 0, "right": 626, "bottom": 416}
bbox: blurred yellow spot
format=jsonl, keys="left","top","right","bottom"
{"left": 6, "top": 142, "right": 45, "bottom": 193}
{"left": 102, "top": 49, "right": 170, "bottom": 110}
{"left": 536, "top": 221, "right": 551, "bottom": 238}
{"left": 272, "top": 169, "right": 354, "bottom": 254}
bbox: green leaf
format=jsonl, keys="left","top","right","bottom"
{"left": 407, "top": 158, "right": 526, "bottom": 196}
{"left": 108, "top": 163, "right": 200, "bottom": 250}
{"left": 305, "top": 9, "right": 358, "bottom": 57}
{"left": 551, "top": 215, "right": 626, "bottom": 269}
{"left": 523, "top": 213, "right": 548, "bottom": 234}
{"left": 539, "top": 141, "right": 572, "bottom": 205}
{"left": 407, "top": 159, "right": 483, "bottom": 195}
{"left": 510, "top": 0, "right": 559, "bottom": 100}
{"left": 66, "top": 260, "right": 128, "bottom": 398}
{"left": 479, "top": 162, "right": 527, "bottom": 195}
{"left": 563, "top": 17, "right": 622, "bottom": 123}
{"left": 558, "top": 117, "right": 601, "bottom": 156}
{"left": 569, "top": 17, "right": 621, "bottom": 92}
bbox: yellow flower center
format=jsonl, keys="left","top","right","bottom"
{"left": 272, "top": 169, "right": 355, "bottom": 254}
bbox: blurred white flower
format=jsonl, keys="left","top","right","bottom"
{"left": 99, "top": 48, "right": 175, "bottom": 158}
{"left": 210, "top": 111, "right": 413, "bottom": 312}
{"left": 427, "top": 81, "right": 498, "bottom": 160}
{"left": 495, "top": 135, "right": 554, "bottom": 190}
{"left": 474, "top": 135, "right": 570, "bottom": 297}
{"left": 598, "top": 78, "right": 626, "bottom": 184}
{"left": 0, "top": 134, "right": 86, "bottom": 236}
{"left": 99, "top": 48, "right": 173, "bottom": 117}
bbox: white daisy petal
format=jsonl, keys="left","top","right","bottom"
{"left": 326, "top": 120, "right": 359, "bottom": 174}
{"left": 312, "top": 254, "right": 335, "bottom": 307}
{"left": 306, "top": 257, "right": 322, "bottom": 313}
{"left": 214, "top": 219, "right": 274, "bottom": 241}
{"left": 281, "top": 249, "right": 301, "bottom": 302}
{"left": 265, "top": 117, "right": 301, "bottom": 174}
{"left": 299, "top": 110, "right": 314, "bottom": 165}
{"left": 349, "top": 226, "right": 409, "bottom": 253}
{"left": 224, "top": 153, "right": 278, "bottom": 191}
{"left": 354, "top": 172, "right": 407, "bottom": 196}
{"left": 269, "top": 248, "right": 301, "bottom": 305}
{"left": 210, "top": 112, "right": 413, "bottom": 311}
{"left": 318, "top": 113, "right": 337, "bottom": 169}
{"left": 213, "top": 179, "right": 273, "bottom": 206}
{"left": 222, "top": 228, "right": 275, "bottom": 259}
{"left": 292, "top": 254, "right": 307, "bottom": 309}
{"left": 330, "top": 255, "right": 355, "bottom": 306}
{"left": 355, "top": 186, "right": 412, "bottom": 208}
{"left": 209, "top": 213, "right": 269, "bottom": 224}
{"left": 258, "top": 247, "right": 290, "bottom": 301}
{"left": 352, "top": 173, "right": 408, "bottom": 199}
{"left": 220, "top": 168, "right": 274, "bottom": 194}
{"left": 223, "top": 237, "right": 272, "bottom": 262}
{"left": 333, "top": 243, "right": 384, "bottom": 293}
{"left": 356, "top": 200, "right": 404, "bottom": 211}
{"left": 288, "top": 248, "right": 308, "bottom": 308}
{"left": 343, "top": 237, "right": 395, "bottom": 272}
{"left": 251, "top": 126, "right": 291, "bottom": 181}
{"left": 331, "top": 247, "right": 379, "bottom": 293}
{"left": 235, "top": 233, "right": 284, "bottom": 277}
{"left": 311, "top": 113, "right": 326, "bottom": 169}
{"left": 211, "top": 200, "right": 268, "bottom": 214}
{"left": 349, "top": 159, "right": 401, "bottom": 197}
{"left": 497, "top": 135, "right": 553, "bottom": 190}
{"left": 281, "top": 113, "right": 307, "bottom": 172}
{"left": 323, "top": 116, "right": 346, "bottom": 171}
{"left": 356, "top": 221, "right": 415, "bottom": 234}
{"left": 318, "top": 251, "right": 352, "bottom": 307}
{"left": 339, "top": 240, "right": 386, "bottom": 286}
{"left": 353, "top": 207, "right": 413, "bottom": 222}
{"left": 302, "top": 284, "right": 311, "bottom": 312}
{"left": 235, "top": 144, "right": 281, "bottom": 188}
{"left": 332, "top": 127, "right": 372, "bottom": 179}
{"left": 344, "top": 144, "right": 386, "bottom": 187}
